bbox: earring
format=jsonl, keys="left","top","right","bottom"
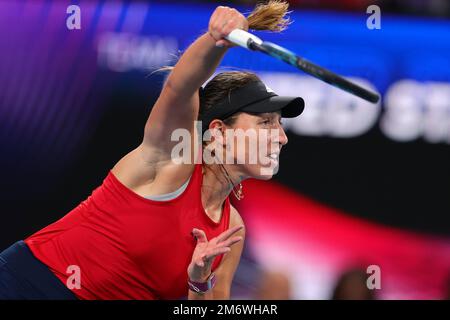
{"left": 233, "top": 183, "right": 244, "bottom": 200}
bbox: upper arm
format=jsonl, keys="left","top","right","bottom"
{"left": 142, "top": 32, "right": 226, "bottom": 165}
{"left": 142, "top": 80, "right": 199, "bottom": 164}
{"left": 212, "top": 206, "right": 246, "bottom": 299}
{"left": 110, "top": 81, "right": 199, "bottom": 192}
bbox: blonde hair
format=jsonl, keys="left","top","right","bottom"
{"left": 247, "top": 0, "right": 291, "bottom": 32}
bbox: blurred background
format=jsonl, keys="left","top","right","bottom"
{"left": 0, "top": 0, "right": 449, "bottom": 299}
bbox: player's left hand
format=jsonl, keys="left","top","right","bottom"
{"left": 187, "top": 225, "right": 243, "bottom": 282}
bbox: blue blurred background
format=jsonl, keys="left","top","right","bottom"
{"left": 0, "top": 0, "right": 449, "bottom": 299}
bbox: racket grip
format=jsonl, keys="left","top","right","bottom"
{"left": 225, "top": 29, "right": 263, "bottom": 50}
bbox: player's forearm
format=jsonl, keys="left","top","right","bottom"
{"left": 165, "top": 32, "right": 227, "bottom": 98}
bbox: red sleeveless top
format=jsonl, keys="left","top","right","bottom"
{"left": 24, "top": 164, "right": 231, "bottom": 300}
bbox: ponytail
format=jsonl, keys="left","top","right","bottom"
{"left": 247, "top": 0, "right": 291, "bottom": 32}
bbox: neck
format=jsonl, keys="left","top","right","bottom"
{"left": 201, "top": 163, "right": 246, "bottom": 221}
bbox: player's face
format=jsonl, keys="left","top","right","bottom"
{"left": 224, "top": 111, "right": 288, "bottom": 180}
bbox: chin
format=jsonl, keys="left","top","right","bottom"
{"left": 246, "top": 164, "right": 279, "bottom": 180}
{"left": 257, "top": 173, "right": 274, "bottom": 181}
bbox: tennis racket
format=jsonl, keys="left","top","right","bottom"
{"left": 225, "top": 29, "right": 380, "bottom": 104}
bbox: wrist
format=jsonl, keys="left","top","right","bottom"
{"left": 206, "top": 31, "right": 230, "bottom": 50}
{"left": 188, "top": 272, "right": 217, "bottom": 294}
{"left": 207, "top": 30, "right": 218, "bottom": 42}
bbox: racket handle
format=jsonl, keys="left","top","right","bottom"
{"left": 225, "top": 29, "right": 262, "bottom": 50}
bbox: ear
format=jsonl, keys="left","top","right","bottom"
{"left": 208, "top": 120, "right": 226, "bottom": 145}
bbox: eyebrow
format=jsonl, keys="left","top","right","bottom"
{"left": 260, "top": 112, "right": 282, "bottom": 122}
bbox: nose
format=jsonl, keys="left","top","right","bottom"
{"left": 278, "top": 124, "right": 288, "bottom": 146}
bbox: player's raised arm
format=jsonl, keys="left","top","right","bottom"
{"left": 141, "top": 7, "right": 247, "bottom": 163}
{"left": 141, "top": 1, "right": 291, "bottom": 165}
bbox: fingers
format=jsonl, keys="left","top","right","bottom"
{"left": 215, "top": 225, "right": 244, "bottom": 243}
{"left": 209, "top": 6, "right": 229, "bottom": 41}
{"left": 194, "top": 246, "right": 229, "bottom": 268}
{"left": 208, "top": 7, "right": 224, "bottom": 40}
{"left": 192, "top": 228, "right": 208, "bottom": 243}
{"left": 218, "top": 235, "right": 243, "bottom": 248}
{"left": 209, "top": 6, "right": 248, "bottom": 44}
{"left": 191, "top": 232, "right": 243, "bottom": 272}
{"left": 203, "top": 246, "right": 231, "bottom": 261}
{"left": 215, "top": 39, "right": 229, "bottom": 48}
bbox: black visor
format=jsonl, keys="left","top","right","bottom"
{"left": 199, "top": 79, "right": 305, "bottom": 133}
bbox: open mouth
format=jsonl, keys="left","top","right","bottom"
{"left": 266, "top": 153, "right": 279, "bottom": 166}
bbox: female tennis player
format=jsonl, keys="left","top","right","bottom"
{"left": 0, "top": 1, "right": 304, "bottom": 300}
